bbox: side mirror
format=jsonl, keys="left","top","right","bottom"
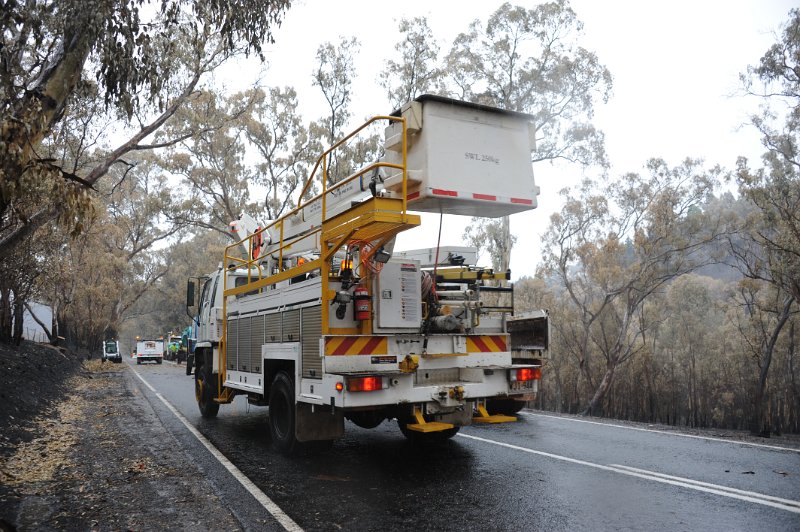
{"left": 186, "top": 279, "right": 196, "bottom": 309}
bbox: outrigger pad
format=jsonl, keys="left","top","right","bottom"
{"left": 405, "top": 407, "right": 455, "bottom": 433}
{"left": 473, "top": 404, "right": 517, "bottom": 424}
{"left": 406, "top": 421, "right": 456, "bottom": 433}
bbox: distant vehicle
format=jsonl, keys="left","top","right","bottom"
{"left": 102, "top": 340, "right": 122, "bottom": 363}
{"left": 163, "top": 334, "right": 182, "bottom": 362}
{"left": 135, "top": 339, "right": 164, "bottom": 365}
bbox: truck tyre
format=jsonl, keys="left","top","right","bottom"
{"left": 136, "top": 359, "right": 141, "bottom": 365}
{"left": 268, "top": 371, "right": 297, "bottom": 454}
{"left": 195, "top": 366, "right": 220, "bottom": 418}
{"left": 156, "top": 358, "right": 162, "bottom": 365}
{"left": 185, "top": 354, "right": 193, "bottom": 375}
{"left": 486, "top": 398, "right": 525, "bottom": 416}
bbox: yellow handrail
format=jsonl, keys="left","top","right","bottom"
{"left": 217, "top": 114, "right": 410, "bottom": 396}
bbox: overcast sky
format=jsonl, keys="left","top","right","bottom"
{"left": 233, "top": 0, "right": 796, "bottom": 279}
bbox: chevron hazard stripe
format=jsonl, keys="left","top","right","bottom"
{"left": 325, "top": 336, "right": 388, "bottom": 356}
{"left": 466, "top": 335, "right": 508, "bottom": 353}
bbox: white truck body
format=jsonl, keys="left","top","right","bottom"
{"left": 136, "top": 339, "right": 164, "bottom": 365}
{"left": 190, "top": 96, "right": 546, "bottom": 451}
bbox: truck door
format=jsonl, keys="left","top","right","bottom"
{"left": 198, "top": 274, "right": 219, "bottom": 342}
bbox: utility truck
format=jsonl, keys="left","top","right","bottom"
{"left": 135, "top": 338, "right": 164, "bottom": 365}
{"left": 187, "top": 95, "right": 548, "bottom": 452}
{"left": 164, "top": 334, "right": 181, "bottom": 361}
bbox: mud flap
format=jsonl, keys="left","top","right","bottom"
{"left": 295, "top": 402, "right": 344, "bottom": 442}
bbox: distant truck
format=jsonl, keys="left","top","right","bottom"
{"left": 163, "top": 334, "right": 182, "bottom": 362}
{"left": 493, "top": 310, "right": 550, "bottom": 413}
{"left": 135, "top": 339, "right": 164, "bottom": 365}
{"left": 101, "top": 340, "right": 122, "bottom": 363}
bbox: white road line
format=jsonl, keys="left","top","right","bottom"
{"left": 521, "top": 411, "right": 800, "bottom": 453}
{"left": 131, "top": 369, "right": 303, "bottom": 532}
{"left": 610, "top": 464, "right": 800, "bottom": 508}
{"left": 457, "top": 433, "right": 800, "bottom": 514}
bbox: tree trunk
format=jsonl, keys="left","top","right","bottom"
{"left": 500, "top": 215, "right": 511, "bottom": 273}
{"left": 51, "top": 301, "right": 60, "bottom": 345}
{"left": 0, "top": 288, "right": 11, "bottom": 342}
{"left": 23, "top": 301, "right": 55, "bottom": 343}
{"left": 581, "top": 361, "right": 616, "bottom": 416}
{"left": 750, "top": 296, "right": 794, "bottom": 435}
{"left": 12, "top": 298, "right": 25, "bottom": 345}
{"left": 788, "top": 322, "right": 798, "bottom": 433}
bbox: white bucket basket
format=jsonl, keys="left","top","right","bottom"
{"left": 383, "top": 95, "right": 539, "bottom": 218}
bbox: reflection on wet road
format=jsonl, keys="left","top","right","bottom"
{"left": 130, "top": 359, "right": 800, "bottom": 531}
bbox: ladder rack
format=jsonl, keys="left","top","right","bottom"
{"left": 218, "top": 115, "right": 419, "bottom": 388}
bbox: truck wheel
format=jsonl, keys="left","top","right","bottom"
{"left": 486, "top": 398, "right": 525, "bottom": 415}
{"left": 137, "top": 359, "right": 141, "bottom": 365}
{"left": 195, "top": 366, "right": 220, "bottom": 418}
{"left": 156, "top": 358, "right": 162, "bottom": 365}
{"left": 268, "top": 371, "right": 297, "bottom": 454}
{"left": 397, "top": 418, "right": 460, "bottom": 442}
{"left": 185, "top": 355, "right": 193, "bottom": 375}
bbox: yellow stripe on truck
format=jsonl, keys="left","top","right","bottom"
{"left": 466, "top": 335, "right": 508, "bottom": 353}
{"left": 325, "top": 336, "right": 388, "bottom": 356}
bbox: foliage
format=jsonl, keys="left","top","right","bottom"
{"left": 0, "top": 0, "right": 290, "bottom": 261}
{"left": 540, "top": 159, "right": 725, "bottom": 414}
{"left": 379, "top": 17, "right": 444, "bottom": 110}
{"left": 731, "top": 7, "right": 800, "bottom": 433}
{"left": 241, "top": 87, "right": 318, "bottom": 219}
{"left": 445, "top": 0, "right": 612, "bottom": 271}
{"left": 311, "top": 37, "right": 382, "bottom": 187}
{"left": 119, "top": 229, "right": 225, "bottom": 348}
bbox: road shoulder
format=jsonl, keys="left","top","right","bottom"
{"left": 0, "top": 360, "right": 242, "bottom": 531}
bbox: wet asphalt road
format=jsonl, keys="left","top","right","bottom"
{"left": 127, "top": 358, "right": 800, "bottom": 531}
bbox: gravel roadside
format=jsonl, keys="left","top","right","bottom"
{"left": 0, "top": 354, "right": 242, "bottom": 531}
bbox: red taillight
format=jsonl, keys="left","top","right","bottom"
{"left": 335, "top": 382, "right": 344, "bottom": 392}
{"left": 511, "top": 367, "right": 541, "bottom": 382}
{"left": 346, "top": 376, "right": 386, "bottom": 392}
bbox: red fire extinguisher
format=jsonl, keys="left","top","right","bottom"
{"left": 354, "top": 286, "right": 371, "bottom": 321}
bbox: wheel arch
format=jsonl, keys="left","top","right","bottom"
{"left": 263, "top": 359, "right": 295, "bottom": 404}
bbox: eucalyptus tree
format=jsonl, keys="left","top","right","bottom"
{"left": 240, "top": 86, "right": 317, "bottom": 219}
{"left": 447, "top": 1, "right": 612, "bottom": 272}
{"left": 47, "top": 209, "right": 123, "bottom": 352}
{"left": 0, "top": 0, "right": 290, "bottom": 262}
{"left": 311, "top": 37, "right": 382, "bottom": 187}
{"left": 31, "top": 157, "right": 184, "bottom": 350}
{"left": 100, "top": 156, "right": 185, "bottom": 339}
{"left": 312, "top": 37, "right": 357, "bottom": 185}
{"left": 655, "top": 274, "right": 728, "bottom": 427}
{"left": 379, "top": 17, "right": 444, "bottom": 111}
{"left": 541, "top": 159, "right": 724, "bottom": 415}
{"left": 119, "top": 228, "right": 226, "bottom": 345}
{"left": 158, "top": 89, "right": 260, "bottom": 239}
{"left": 733, "top": 7, "right": 800, "bottom": 434}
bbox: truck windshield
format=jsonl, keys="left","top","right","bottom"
{"left": 105, "top": 341, "right": 117, "bottom": 353}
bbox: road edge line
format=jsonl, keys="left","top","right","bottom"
{"left": 520, "top": 411, "right": 800, "bottom": 453}
{"left": 610, "top": 464, "right": 800, "bottom": 508}
{"left": 457, "top": 433, "right": 800, "bottom": 514}
{"left": 131, "top": 368, "right": 303, "bottom": 532}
